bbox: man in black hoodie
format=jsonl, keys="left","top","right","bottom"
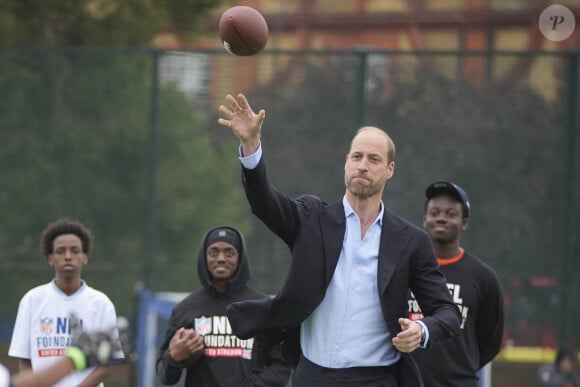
{"left": 156, "top": 226, "right": 291, "bottom": 387}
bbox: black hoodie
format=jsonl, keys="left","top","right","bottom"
{"left": 156, "top": 226, "right": 291, "bottom": 387}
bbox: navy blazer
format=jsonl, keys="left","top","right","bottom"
{"left": 227, "top": 157, "right": 461, "bottom": 386}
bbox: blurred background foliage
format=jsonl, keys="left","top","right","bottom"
{"left": 0, "top": 0, "right": 220, "bottom": 45}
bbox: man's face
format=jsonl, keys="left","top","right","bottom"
{"left": 47, "top": 234, "right": 87, "bottom": 281}
{"left": 206, "top": 241, "right": 239, "bottom": 281}
{"left": 423, "top": 195, "right": 468, "bottom": 245}
{"left": 344, "top": 130, "right": 394, "bottom": 199}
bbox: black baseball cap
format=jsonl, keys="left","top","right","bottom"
{"left": 425, "top": 181, "right": 470, "bottom": 218}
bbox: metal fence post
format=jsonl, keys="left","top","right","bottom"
{"left": 145, "top": 49, "right": 160, "bottom": 291}
{"left": 353, "top": 49, "right": 368, "bottom": 130}
{"left": 559, "top": 51, "right": 578, "bottom": 347}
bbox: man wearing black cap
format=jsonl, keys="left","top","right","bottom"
{"left": 407, "top": 182, "right": 505, "bottom": 387}
{"left": 156, "top": 226, "right": 290, "bottom": 387}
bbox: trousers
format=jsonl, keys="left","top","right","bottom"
{"left": 291, "top": 355, "right": 400, "bottom": 387}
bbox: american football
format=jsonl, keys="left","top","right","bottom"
{"left": 218, "top": 6, "right": 269, "bottom": 56}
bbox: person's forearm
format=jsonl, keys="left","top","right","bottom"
{"left": 11, "top": 357, "right": 75, "bottom": 387}
{"left": 17, "top": 359, "right": 32, "bottom": 373}
{"left": 76, "top": 366, "right": 110, "bottom": 387}
{"left": 157, "top": 350, "right": 185, "bottom": 385}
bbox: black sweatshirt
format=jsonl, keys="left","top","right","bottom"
{"left": 407, "top": 249, "right": 504, "bottom": 387}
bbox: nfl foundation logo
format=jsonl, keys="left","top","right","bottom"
{"left": 40, "top": 318, "right": 54, "bottom": 335}
{"left": 194, "top": 316, "right": 212, "bottom": 336}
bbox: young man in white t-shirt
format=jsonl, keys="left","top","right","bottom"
{"left": 8, "top": 219, "right": 124, "bottom": 387}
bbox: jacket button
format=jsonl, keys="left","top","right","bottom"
{"left": 305, "top": 308, "right": 313, "bottom": 314}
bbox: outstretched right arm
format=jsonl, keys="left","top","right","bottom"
{"left": 7, "top": 357, "right": 76, "bottom": 387}
{"left": 218, "top": 94, "right": 303, "bottom": 247}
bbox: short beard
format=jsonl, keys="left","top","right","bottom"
{"left": 345, "top": 180, "right": 380, "bottom": 199}
{"left": 345, "top": 175, "right": 383, "bottom": 199}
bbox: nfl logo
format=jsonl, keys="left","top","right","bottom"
{"left": 194, "top": 316, "right": 212, "bottom": 336}
{"left": 40, "top": 318, "right": 53, "bottom": 335}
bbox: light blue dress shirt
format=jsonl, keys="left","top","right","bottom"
{"left": 300, "top": 197, "right": 399, "bottom": 368}
{"left": 238, "top": 143, "right": 429, "bottom": 368}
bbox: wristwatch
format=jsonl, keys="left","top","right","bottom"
{"left": 419, "top": 323, "right": 426, "bottom": 346}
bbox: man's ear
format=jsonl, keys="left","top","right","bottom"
{"left": 462, "top": 218, "right": 469, "bottom": 231}
{"left": 386, "top": 161, "right": 395, "bottom": 179}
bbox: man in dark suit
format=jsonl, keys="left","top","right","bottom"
{"left": 217, "top": 93, "right": 461, "bottom": 387}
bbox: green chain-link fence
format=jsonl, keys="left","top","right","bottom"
{"left": 0, "top": 47, "right": 577, "bottom": 385}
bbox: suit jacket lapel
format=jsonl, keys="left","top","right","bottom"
{"left": 320, "top": 201, "right": 346, "bottom": 285}
{"left": 378, "top": 209, "right": 412, "bottom": 295}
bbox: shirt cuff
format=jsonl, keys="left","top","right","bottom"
{"left": 164, "top": 348, "right": 185, "bottom": 369}
{"left": 416, "top": 320, "right": 430, "bottom": 348}
{"left": 238, "top": 143, "right": 262, "bottom": 169}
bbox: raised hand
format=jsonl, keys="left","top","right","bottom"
{"left": 218, "top": 93, "right": 265, "bottom": 156}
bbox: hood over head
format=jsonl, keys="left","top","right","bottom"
{"left": 197, "top": 225, "right": 251, "bottom": 294}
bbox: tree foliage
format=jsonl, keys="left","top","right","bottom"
{"left": 0, "top": 49, "right": 247, "bottom": 321}
{"left": 0, "top": 0, "right": 222, "bottom": 46}
{"left": 0, "top": 0, "right": 232, "bottom": 322}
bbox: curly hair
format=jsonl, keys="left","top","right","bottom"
{"left": 41, "top": 219, "right": 93, "bottom": 258}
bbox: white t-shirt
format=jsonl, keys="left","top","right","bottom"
{"left": 8, "top": 280, "right": 124, "bottom": 387}
{"left": 0, "top": 364, "right": 9, "bottom": 387}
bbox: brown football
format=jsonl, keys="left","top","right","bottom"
{"left": 218, "top": 6, "right": 268, "bottom": 56}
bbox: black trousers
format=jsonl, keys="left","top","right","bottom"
{"left": 291, "top": 355, "right": 400, "bottom": 387}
